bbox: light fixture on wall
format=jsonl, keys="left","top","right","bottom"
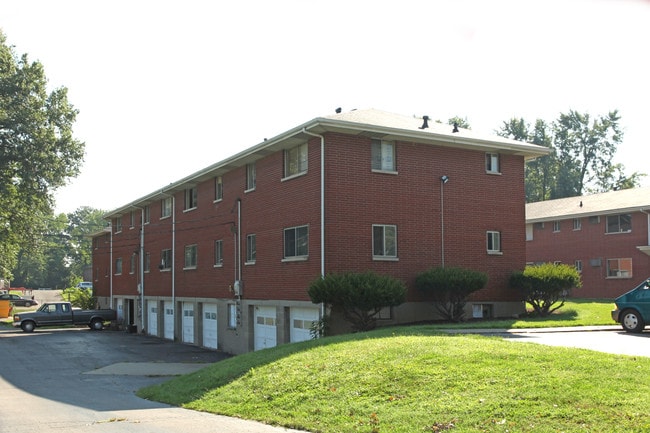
{"left": 440, "top": 175, "right": 449, "bottom": 184}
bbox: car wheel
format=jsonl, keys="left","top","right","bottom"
{"left": 621, "top": 309, "right": 645, "bottom": 333}
{"left": 90, "top": 319, "right": 104, "bottom": 331}
{"left": 21, "top": 321, "right": 35, "bottom": 333}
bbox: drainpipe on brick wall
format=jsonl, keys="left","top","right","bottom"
{"left": 160, "top": 189, "right": 176, "bottom": 341}
{"left": 131, "top": 205, "right": 145, "bottom": 332}
{"left": 302, "top": 128, "right": 326, "bottom": 320}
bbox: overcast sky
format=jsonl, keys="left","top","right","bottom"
{"left": 2, "top": 0, "right": 648, "bottom": 214}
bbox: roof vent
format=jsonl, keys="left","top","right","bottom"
{"left": 335, "top": 107, "right": 342, "bottom": 114}
{"left": 418, "top": 115, "right": 429, "bottom": 130}
{"left": 452, "top": 122, "right": 459, "bottom": 133}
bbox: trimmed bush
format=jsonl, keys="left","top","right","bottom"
{"left": 510, "top": 263, "right": 582, "bottom": 316}
{"left": 308, "top": 271, "right": 407, "bottom": 332}
{"left": 415, "top": 267, "right": 488, "bottom": 322}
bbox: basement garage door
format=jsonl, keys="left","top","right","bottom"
{"left": 164, "top": 301, "right": 174, "bottom": 340}
{"left": 182, "top": 302, "right": 194, "bottom": 344}
{"left": 147, "top": 300, "right": 158, "bottom": 337}
{"left": 254, "top": 306, "right": 277, "bottom": 351}
{"left": 290, "top": 307, "right": 319, "bottom": 342}
{"left": 202, "top": 303, "right": 218, "bottom": 349}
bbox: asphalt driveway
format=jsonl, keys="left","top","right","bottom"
{"left": 0, "top": 326, "right": 307, "bottom": 433}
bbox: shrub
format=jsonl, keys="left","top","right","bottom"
{"left": 510, "top": 263, "right": 582, "bottom": 316}
{"left": 62, "top": 287, "right": 96, "bottom": 310}
{"left": 307, "top": 271, "right": 407, "bottom": 332}
{"left": 415, "top": 267, "right": 488, "bottom": 322}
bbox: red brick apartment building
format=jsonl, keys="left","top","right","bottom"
{"left": 91, "top": 109, "right": 549, "bottom": 354}
{"left": 526, "top": 187, "right": 650, "bottom": 299}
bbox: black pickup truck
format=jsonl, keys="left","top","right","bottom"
{"left": 13, "top": 302, "right": 117, "bottom": 332}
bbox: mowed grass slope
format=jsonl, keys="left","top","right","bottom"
{"left": 138, "top": 299, "right": 650, "bottom": 432}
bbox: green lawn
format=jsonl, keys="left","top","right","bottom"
{"left": 138, "top": 298, "right": 647, "bottom": 433}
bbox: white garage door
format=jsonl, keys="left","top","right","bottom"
{"left": 164, "top": 301, "right": 174, "bottom": 340}
{"left": 254, "top": 306, "right": 277, "bottom": 351}
{"left": 290, "top": 307, "right": 319, "bottom": 342}
{"left": 203, "top": 303, "right": 218, "bottom": 349}
{"left": 147, "top": 301, "right": 158, "bottom": 337}
{"left": 182, "top": 302, "right": 194, "bottom": 344}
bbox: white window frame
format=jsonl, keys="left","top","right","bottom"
{"left": 485, "top": 152, "right": 500, "bottom": 174}
{"left": 606, "top": 214, "right": 632, "bottom": 234}
{"left": 372, "top": 224, "right": 397, "bottom": 259}
{"left": 607, "top": 258, "right": 633, "bottom": 278}
{"left": 246, "top": 163, "right": 256, "bottom": 191}
{"left": 115, "top": 257, "right": 123, "bottom": 275}
{"left": 487, "top": 231, "right": 502, "bottom": 254}
{"left": 184, "top": 244, "right": 198, "bottom": 269}
{"left": 215, "top": 176, "right": 223, "bottom": 202}
{"left": 145, "top": 252, "right": 150, "bottom": 273}
{"left": 553, "top": 221, "right": 561, "bottom": 232}
{"left": 130, "top": 254, "right": 136, "bottom": 274}
{"left": 184, "top": 187, "right": 198, "bottom": 211}
{"left": 283, "top": 225, "right": 309, "bottom": 260}
{"left": 114, "top": 218, "right": 122, "bottom": 233}
{"left": 573, "top": 218, "right": 581, "bottom": 231}
{"left": 246, "top": 234, "right": 256, "bottom": 264}
{"left": 160, "top": 248, "right": 172, "bottom": 271}
{"left": 284, "top": 143, "right": 308, "bottom": 179}
{"left": 129, "top": 210, "right": 135, "bottom": 228}
{"left": 575, "top": 260, "right": 582, "bottom": 273}
{"left": 144, "top": 205, "right": 150, "bottom": 224}
{"left": 161, "top": 197, "right": 172, "bottom": 219}
{"left": 371, "top": 139, "right": 396, "bottom": 172}
{"left": 214, "top": 239, "right": 223, "bottom": 267}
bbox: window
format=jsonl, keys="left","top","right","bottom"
{"left": 371, "top": 139, "right": 396, "bottom": 172}
{"left": 246, "top": 234, "right": 256, "bottom": 263}
{"left": 215, "top": 176, "right": 223, "bottom": 202}
{"left": 534, "top": 222, "right": 545, "bottom": 230}
{"left": 114, "top": 218, "right": 122, "bottom": 233}
{"left": 115, "top": 257, "right": 122, "bottom": 275}
{"left": 284, "top": 143, "right": 308, "bottom": 178}
{"left": 246, "top": 163, "right": 256, "bottom": 191}
{"left": 161, "top": 197, "right": 172, "bottom": 218}
{"left": 144, "top": 205, "right": 150, "bottom": 224}
{"left": 185, "top": 187, "right": 198, "bottom": 210}
{"left": 607, "top": 258, "right": 632, "bottom": 278}
{"left": 606, "top": 214, "right": 632, "bottom": 233}
{"left": 160, "top": 249, "right": 172, "bottom": 270}
{"left": 589, "top": 215, "right": 600, "bottom": 224}
{"left": 575, "top": 260, "right": 582, "bottom": 273}
{"left": 184, "top": 244, "right": 198, "bottom": 269}
{"left": 553, "top": 221, "right": 561, "bottom": 232}
{"left": 487, "top": 231, "right": 502, "bottom": 254}
{"left": 284, "top": 225, "right": 309, "bottom": 259}
{"left": 129, "top": 211, "right": 135, "bottom": 228}
{"left": 573, "top": 218, "right": 582, "bottom": 230}
{"left": 485, "top": 153, "right": 500, "bottom": 173}
{"left": 145, "top": 252, "right": 150, "bottom": 273}
{"left": 228, "top": 304, "right": 238, "bottom": 328}
{"left": 130, "top": 254, "right": 136, "bottom": 274}
{"left": 214, "top": 240, "right": 223, "bottom": 266}
{"left": 372, "top": 224, "right": 397, "bottom": 258}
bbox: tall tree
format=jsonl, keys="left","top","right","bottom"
{"left": 553, "top": 109, "right": 623, "bottom": 197}
{"left": 0, "top": 30, "right": 84, "bottom": 280}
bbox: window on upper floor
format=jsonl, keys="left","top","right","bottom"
{"left": 607, "top": 257, "right": 632, "bottom": 278}
{"left": 485, "top": 153, "right": 500, "bottom": 174}
{"left": 145, "top": 252, "right": 150, "bottom": 273}
{"left": 606, "top": 214, "right": 632, "bottom": 234}
{"left": 115, "top": 257, "right": 123, "bottom": 275}
{"left": 371, "top": 139, "right": 396, "bottom": 172}
{"left": 575, "top": 260, "right": 582, "bottom": 273}
{"left": 130, "top": 254, "right": 136, "bottom": 274}
{"left": 184, "top": 244, "right": 197, "bottom": 269}
{"left": 246, "top": 163, "right": 256, "bottom": 191}
{"left": 553, "top": 221, "right": 561, "bottom": 232}
{"left": 114, "top": 218, "right": 122, "bottom": 233}
{"left": 161, "top": 197, "right": 172, "bottom": 218}
{"left": 215, "top": 176, "right": 223, "bottom": 202}
{"left": 573, "top": 218, "right": 581, "bottom": 230}
{"left": 129, "top": 210, "right": 135, "bottom": 228}
{"left": 185, "top": 187, "right": 198, "bottom": 211}
{"left": 246, "top": 234, "right": 256, "bottom": 263}
{"left": 284, "top": 225, "right": 309, "bottom": 259}
{"left": 160, "top": 248, "right": 172, "bottom": 270}
{"left": 214, "top": 240, "right": 223, "bottom": 267}
{"left": 487, "top": 231, "right": 502, "bottom": 254}
{"left": 144, "top": 205, "right": 150, "bottom": 224}
{"left": 284, "top": 143, "right": 308, "bottom": 178}
{"left": 372, "top": 224, "right": 397, "bottom": 259}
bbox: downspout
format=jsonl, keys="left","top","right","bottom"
{"left": 131, "top": 206, "right": 145, "bottom": 332}
{"left": 160, "top": 190, "right": 176, "bottom": 341}
{"left": 108, "top": 223, "right": 113, "bottom": 307}
{"left": 302, "top": 128, "right": 326, "bottom": 319}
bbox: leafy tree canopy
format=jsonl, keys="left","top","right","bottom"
{"left": 0, "top": 30, "right": 84, "bottom": 279}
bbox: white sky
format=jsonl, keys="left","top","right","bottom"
{"left": 2, "top": 0, "right": 648, "bottom": 214}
